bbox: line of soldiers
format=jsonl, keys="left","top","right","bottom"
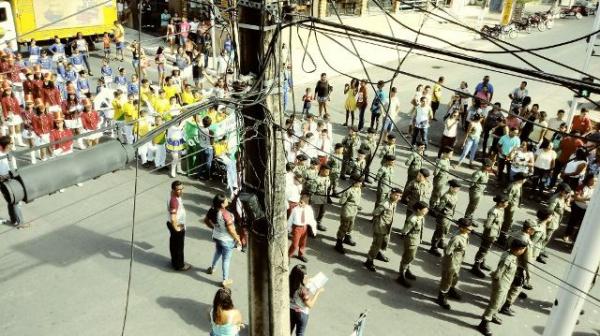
{"left": 285, "top": 116, "right": 574, "bottom": 336}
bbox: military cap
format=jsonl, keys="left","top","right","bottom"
{"left": 414, "top": 200, "right": 428, "bottom": 210}
{"left": 296, "top": 154, "right": 308, "bottom": 161}
{"left": 448, "top": 179, "right": 461, "bottom": 188}
{"left": 457, "top": 218, "right": 473, "bottom": 228}
{"left": 286, "top": 162, "right": 295, "bottom": 172}
{"left": 357, "top": 148, "right": 368, "bottom": 155}
{"left": 334, "top": 143, "right": 344, "bottom": 149}
{"left": 310, "top": 158, "right": 320, "bottom": 166}
{"left": 418, "top": 168, "right": 430, "bottom": 178}
{"left": 351, "top": 174, "right": 364, "bottom": 182}
{"left": 493, "top": 194, "right": 508, "bottom": 203}
{"left": 483, "top": 158, "right": 493, "bottom": 167}
{"left": 391, "top": 187, "right": 403, "bottom": 194}
{"left": 441, "top": 146, "right": 453, "bottom": 153}
{"left": 512, "top": 172, "right": 527, "bottom": 181}
{"left": 320, "top": 163, "right": 331, "bottom": 170}
{"left": 510, "top": 238, "right": 528, "bottom": 249}
{"left": 522, "top": 219, "right": 535, "bottom": 231}
{"left": 536, "top": 208, "right": 553, "bottom": 220}
{"left": 367, "top": 127, "right": 376, "bottom": 134}
{"left": 416, "top": 141, "right": 426, "bottom": 147}
{"left": 384, "top": 154, "right": 396, "bottom": 162}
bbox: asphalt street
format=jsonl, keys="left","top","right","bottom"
{"left": 1, "top": 10, "right": 599, "bottom": 336}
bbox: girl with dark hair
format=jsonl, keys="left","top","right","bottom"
{"left": 289, "top": 264, "right": 324, "bottom": 336}
{"left": 205, "top": 193, "right": 242, "bottom": 288}
{"left": 343, "top": 78, "right": 359, "bottom": 126}
{"left": 209, "top": 288, "right": 243, "bottom": 336}
{"left": 562, "top": 147, "right": 589, "bottom": 191}
{"left": 563, "top": 174, "right": 597, "bottom": 243}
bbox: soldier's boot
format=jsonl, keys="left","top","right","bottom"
{"left": 437, "top": 239, "right": 446, "bottom": 249}
{"left": 343, "top": 234, "right": 357, "bottom": 246}
{"left": 363, "top": 259, "right": 376, "bottom": 272}
{"left": 405, "top": 268, "right": 417, "bottom": 280}
{"left": 436, "top": 291, "right": 451, "bottom": 310}
{"left": 375, "top": 251, "right": 389, "bottom": 262}
{"left": 334, "top": 239, "right": 346, "bottom": 254}
{"left": 470, "top": 261, "right": 487, "bottom": 279}
{"left": 480, "top": 260, "right": 492, "bottom": 271}
{"left": 428, "top": 245, "right": 442, "bottom": 257}
{"left": 491, "top": 315, "right": 503, "bottom": 325}
{"left": 317, "top": 223, "right": 327, "bottom": 231}
{"left": 518, "top": 292, "right": 528, "bottom": 299}
{"left": 496, "top": 234, "right": 507, "bottom": 248}
{"left": 476, "top": 319, "right": 493, "bottom": 336}
{"left": 500, "top": 302, "right": 515, "bottom": 316}
{"left": 396, "top": 271, "right": 412, "bottom": 288}
{"left": 448, "top": 287, "right": 462, "bottom": 301}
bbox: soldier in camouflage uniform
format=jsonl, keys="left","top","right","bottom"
{"left": 477, "top": 239, "right": 528, "bottom": 336}
{"left": 404, "top": 168, "right": 431, "bottom": 221}
{"left": 379, "top": 133, "right": 396, "bottom": 165}
{"left": 429, "top": 146, "right": 453, "bottom": 208}
{"left": 429, "top": 179, "right": 461, "bottom": 257}
{"left": 437, "top": 218, "right": 473, "bottom": 310}
{"left": 531, "top": 208, "right": 553, "bottom": 261}
{"left": 396, "top": 201, "right": 429, "bottom": 288}
{"left": 341, "top": 126, "right": 361, "bottom": 179}
{"left": 311, "top": 164, "right": 331, "bottom": 232}
{"left": 350, "top": 148, "right": 368, "bottom": 180}
{"left": 374, "top": 154, "right": 395, "bottom": 209}
{"left": 361, "top": 127, "right": 377, "bottom": 184}
{"left": 465, "top": 159, "right": 493, "bottom": 222}
{"left": 401, "top": 141, "right": 425, "bottom": 204}
{"left": 539, "top": 183, "right": 571, "bottom": 263}
{"left": 293, "top": 154, "right": 309, "bottom": 178}
{"left": 499, "top": 220, "right": 535, "bottom": 317}
{"left": 497, "top": 172, "right": 526, "bottom": 246}
{"left": 327, "top": 143, "right": 344, "bottom": 203}
{"left": 335, "top": 174, "right": 364, "bottom": 254}
{"left": 363, "top": 188, "right": 403, "bottom": 272}
{"left": 471, "top": 194, "right": 508, "bottom": 278}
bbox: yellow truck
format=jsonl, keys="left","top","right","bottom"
{"left": 0, "top": 0, "right": 118, "bottom": 51}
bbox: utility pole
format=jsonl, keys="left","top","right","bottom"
{"left": 543, "top": 183, "right": 600, "bottom": 335}
{"left": 566, "top": 11, "right": 600, "bottom": 131}
{"left": 210, "top": 0, "right": 218, "bottom": 71}
{"left": 238, "top": 0, "right": 290, "bottom": 335}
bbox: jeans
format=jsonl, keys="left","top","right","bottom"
{"left": 458, "top": 137, "right": 479, "bottom": 162}
{"left": 497, "top": 156, "right": 511, "bottom": 184}
{"left": 7, "top": 202, "right": 23, "bottom": 225}
{"left": 357, "top": 105, "right": 367, "bottom": 130}
{"left": 411, "top": 127, "right": 429, "bottom": 148}
{"left": 211, "top": 239, "right": 235, "bottom": 281}
{"left": 290, "top": 309, "right": 309, "bottom": 336}
{"left": 81, "top": 53, "right": 91, "bottom": 73}
{"left": 199, "top": 146, "right": 214, "bottom": 179}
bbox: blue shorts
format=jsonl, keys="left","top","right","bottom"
{"left": 382, "top": 117, "right": 393, "bottom": 133}
{"left": 116, "top": 42, "right": 124, "bottom": 50}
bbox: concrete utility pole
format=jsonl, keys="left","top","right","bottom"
{"left": 543, "top": 183, "right": 600, "bottom": 335}
{"left": 238, "top": 0, "right": 290, "bottom": 335}
{"left": 210, "top": 0, "right": 218, "bottom": 71}
{"left": 566, "top": 10, "right": 600, "bottom": 131}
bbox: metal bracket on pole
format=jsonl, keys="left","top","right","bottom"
{"left": 237, "top": 0, "right": 280, "bottom": 17}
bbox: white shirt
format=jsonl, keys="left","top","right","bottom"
{"left": 315, "top": 137, "right": 332, "bottom": 156}
{"left": 564, "top": 160, "right": 587, "bottom": 178}
{"left": 189, "top": 21, "right": 199, "bottom": 33}
{"left": 534, "top": 149, "right": 557, "bottom": 170}
{"left": 575, "top": 185, "right": 594, "bottom": 209}
{"left": 414, "top": 105, "right": 432, "bottom": 128}
{"left": 459, "top": 87, "right": 470, "bottom": 106}
{"left": 443, "top": 118, "right": 459, "bottom": 138}
{"left": 529, "top": 120, "right": 548, "bottom": 143}
{"left": 545, "top": 118, "right": 565, "bottom": 140}
{"left": 286, "top": 182, "right": 302, "bottom": 204}
{"left": 287, "top": 205, "right": 317, "bottom": 234}
{"left": 386, "top": 95, "right": 400, "bottom": 119}
{"left": 511, "top": 150, "right": 534, "bottom": 174}
{"left": 0, "top": 155, "right": 10, "bottom": 176}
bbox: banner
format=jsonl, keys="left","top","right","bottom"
{"left": 183, "top": 109, "right": 240, "bottom": 156}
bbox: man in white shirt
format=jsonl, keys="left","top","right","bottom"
{"left": 286, "top": 172, "right": 303, "bottom": 217}
{"left": 288, "top": 194, "right": 317, "bottom": 262}
{"left": 544, "top": 109, "right": 566, "bottom": 142}
{"left": 302, "top": 133, "right": 318, "bottom": 159}
{"left": 411, "top": 96, "right": 433, "bottom": 148}
{"left": 315, "top": 128, "right": 332, "bottom": 160}
{"left": 0, "top": 136, "right": 23, "bottom": 228}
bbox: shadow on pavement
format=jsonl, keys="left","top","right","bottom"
{"left": 156, "top": 296, "right": 212, "bottom": 332}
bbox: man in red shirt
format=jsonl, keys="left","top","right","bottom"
{"left": 571, "top": 108, "right": 592, "bottom": 135}
{"left": 551, "top": 130, "right": 584, "bottom": 188}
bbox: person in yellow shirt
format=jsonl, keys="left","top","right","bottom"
{"left": 153, "top": 89, "right": 171, "bottom": 117}
{"left": 181, "top": 84, "right": 196, "bottom": 106}
{"left": 122, "top": 94, "right": 139, "bottom": 144}
{"left": 193, "top": 90, "right": 204, "bottom": 103}
{"left": 163, "top": 76, "right": 180, "bottom": 101}
{"left": 137, "top": 109, "right": 154, "bottom": 165}
{"left": 167, "top": 96, "right": 182, "bottom": 121}
{"left": 152, "top": 115, "right": 167, "bottom": 169}
{"left": 140, "top": 79, "right": 152, "bottom": 104}
{"left": 112, "top": 89, "right": 125, "bottom": 140}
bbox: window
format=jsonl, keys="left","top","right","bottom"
{"left": 0, "top": 8, "right": 6, "bottom": 22}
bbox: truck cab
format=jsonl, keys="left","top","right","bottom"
{"left": 0, "top": 2, "right": 17, "bottom": 51}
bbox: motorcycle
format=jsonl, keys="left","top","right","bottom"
{"left": 559, "top": 4, "right": 596, "bottom": 19}
{"left": 537, "top": 10, "right": 555, "bottom": 29}
{"left": 512, "top": 18, "right": 532, "bottom": 34}
{"left": 481, "top": 24, "right": 517, "bottom": 39}
{"left": 526, "top": 12, "right": 546, "bottom": 32}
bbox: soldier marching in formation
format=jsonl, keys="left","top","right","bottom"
{"left": 335, "top": 174, "right": 363, "bottom": 254}
{"left": 430, "top": 146, "right": 453, "bottom": 207}
{"left": 364, "top": 188, "right": 403, "bottom": 271}
{"left": 429, "top": 179, "right": 461, "bottom": 257}
{"left": 465, "top": 159, "right": 494, "bottom": 222}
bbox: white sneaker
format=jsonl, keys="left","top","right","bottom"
{"left": 59, "top": 189, "right": 65, "bottom": 193}
{"left": 76, "top": 183, "right": 83, "bottom": 187}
